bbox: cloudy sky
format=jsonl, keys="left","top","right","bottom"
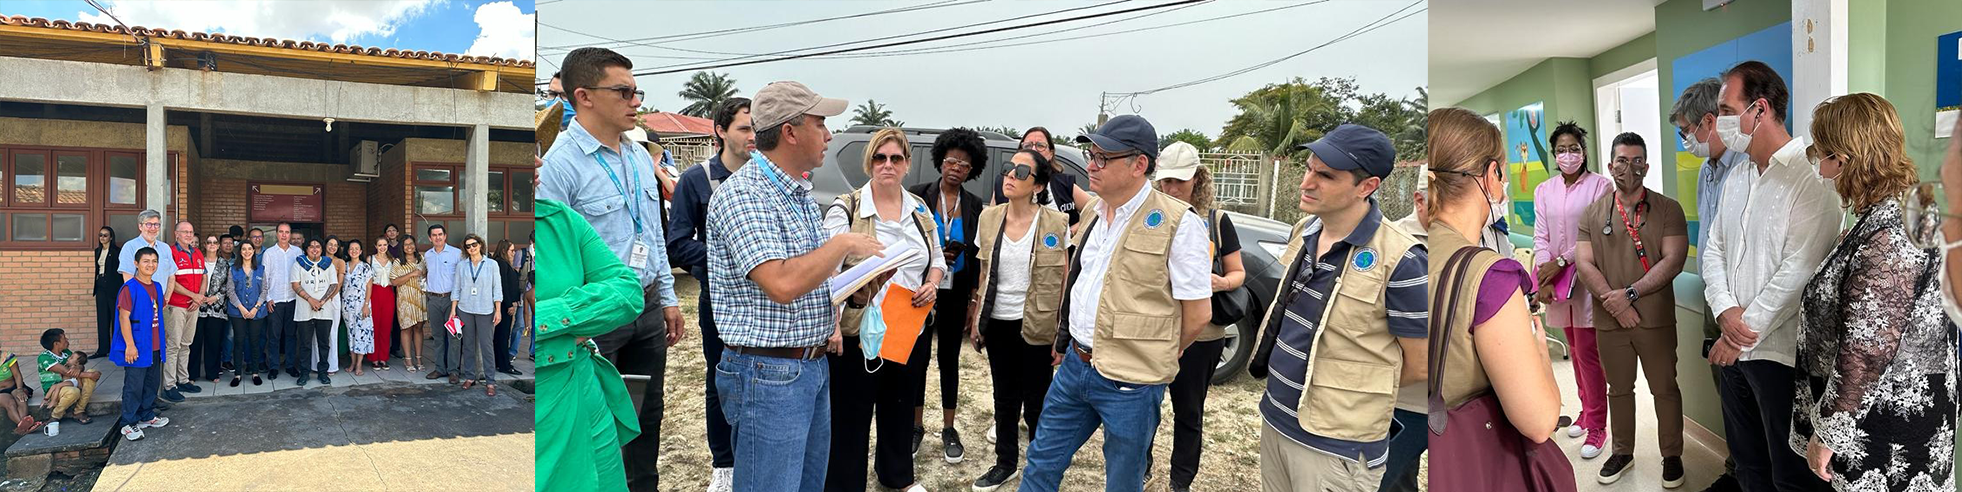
{"left": 535, "top": 0, "right": 1425, "bottom": 140}
{"left": 4, "top": 0, "right": 535, "bottom": 61}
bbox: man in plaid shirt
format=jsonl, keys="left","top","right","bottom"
{"left": 705, "top": 80, "right": 884, "bottom": 492}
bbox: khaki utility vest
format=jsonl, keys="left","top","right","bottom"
{"left": 832, "top": 188, "right": 937, "bottom": 336}
{"left": 971, "top": 204, "right": 1071, "bottom": 345}
{"left": 1062, "top": 190, "right": 1193, "bottom": 385}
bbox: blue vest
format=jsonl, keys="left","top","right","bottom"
{"left": 113, "top": 279, "right": 166, "bottom": 368}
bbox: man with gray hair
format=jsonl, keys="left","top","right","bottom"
{"left": 1671, "top": 76, "right": 1748, "bottom": 492}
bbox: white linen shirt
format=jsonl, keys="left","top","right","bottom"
{"left": 1701, "top": 137, "right": 1843, "bottom": 367}
{"left": 261, "top": 243, "right": 302, "bottom": 302}
{"left": 1067, "top": 188, "right": 1212, "bottom": 349}
{"left": 823, "top": 184, "right": 948, "bottom": 309}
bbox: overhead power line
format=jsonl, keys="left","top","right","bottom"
{"left": 624, "top": 0, "right": 1205, "bottom": 77}
{"left": 537, "top": 0, "right": 987, "bottom": 52}
{"left": 1111, "top": 0, "right": 1424, "bottom": 98}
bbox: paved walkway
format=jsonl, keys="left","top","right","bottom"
{"left": 26, "top": 355, "right": 535, "bottom": 408}
{"left": 90, "top": 381, "right": 532, "bottom": 492}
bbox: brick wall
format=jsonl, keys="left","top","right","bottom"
{"left": 193, "top": 178, "right": 250, "bottom": 237}
{"left": 324, "top": 181, "right": 369, "bottom": 240}
{"left": 368, "top": 141, "right": 411, "bottom": 241}
{"left": 0, "top": 251, "right": 97, "bottom": 354}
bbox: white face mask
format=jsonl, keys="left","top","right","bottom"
{"left": 1683, "top": 128, "right": 1710, "bottom": 159}
{"left": 1716, "top": 102, "right": 1762, "bottom": 153}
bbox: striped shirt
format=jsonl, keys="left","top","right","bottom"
{"left": 706, "top": 151, "right": 836, "bottom": 348}
{"left": 1261, "top": 199, "right": 1429, "bottom": 467}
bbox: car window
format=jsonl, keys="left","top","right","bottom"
{"left": 836, "top": 140, "right": 870, "bottom": 188}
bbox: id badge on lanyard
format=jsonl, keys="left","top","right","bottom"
{"left": 597, "top": 151, "right": 652, "bottom": 270}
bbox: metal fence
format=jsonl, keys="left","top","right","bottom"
{"left": 1200, "top": 151, "right": 1264, "bottom": 206}
{"left": 661, "top": 136, "right": 717, "bottom": 169}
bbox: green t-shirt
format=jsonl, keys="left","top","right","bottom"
{"left": 37, "top": 350, "right": 70, "bottom": 391}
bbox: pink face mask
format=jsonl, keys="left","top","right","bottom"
{"left": 1554, "top": 152, "right": 1585, "bottom": 174}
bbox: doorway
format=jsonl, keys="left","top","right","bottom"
{"left": 1594, "top": 59, "right": 1663, "bottom": 192}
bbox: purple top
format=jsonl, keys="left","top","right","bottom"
{"left": 1471, "top": 258, "right": 1531, "bottom": 331}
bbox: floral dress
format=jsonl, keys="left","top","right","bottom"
{"left": 1793, "top": 199, "right": 1958, "bottom": 492}
{"left": 394, "top": 259, "right": 426, "bottom": 328}
{"left": 342, "top": 260, "right": 376, "bottom": 354}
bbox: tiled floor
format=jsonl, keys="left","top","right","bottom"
{"left": 1549, "top": 357, "right": 1728, "bottom": 491}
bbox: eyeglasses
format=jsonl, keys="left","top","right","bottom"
{"left": 870, "top": 153, "right": 908, "bottom": 165}
{"left": 1086, "top": 151, "right": 1140, "bottom": 172}
{"left": 141, "top": 222, "right": 161, "bottom": 229}
{"left": 544, "top": 90, "right": 564, "bottom": 99}
{"left": 1019, "top": 142, "right": 1050, "bottom": 152}
{"left": 941, "top": 157, "right": 970, "bottom": 169}
{"left": 1675, "top": 121, "right": 1703, "bottom": 141}
{"left": 585, "top": 85, "right": 645, "bottom": 102}
{"left": 1001, "top": 164, "right": 1036, "bottom": 180}
{"left": 1903, "top": 182, "right": 1959, "bottom": 249}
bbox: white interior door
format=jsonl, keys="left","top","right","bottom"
{"left": 1595, "top": 62, "right": 1663, "bottom": 191}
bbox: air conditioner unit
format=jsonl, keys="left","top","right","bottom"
{"left": 349, "top": 140, "right": 380, "bottom": 181}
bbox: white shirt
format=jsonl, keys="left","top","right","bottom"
{"left": 262, "top": 243, "right": 301, "bottom": 302}
{"left": 1067, "top": 188, "right": 1212, "bottom": 349}
{"left": 1701, "top": 137, "right": 1843, "bottom": 367}
{"left": 823, "top": 184, "right": 948, "bottom": 309}
{"left": 290, "top": 257, "right": 341, "bottom": 321}
{"left": 370, "top": 257, "right": 394, "bottom": 287}
{"left": 991, "top": 222, "right": 1038, "bottom": 320}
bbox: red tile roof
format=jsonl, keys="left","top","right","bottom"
{"left": 639, "top": 112, "right": 714, "bottom": 137}
{"left": 0, "top": 15, "right": 534, "bottom": 68}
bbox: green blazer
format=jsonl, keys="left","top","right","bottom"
{"left": 534, "top": 199, "right": 646, "bottom": 492}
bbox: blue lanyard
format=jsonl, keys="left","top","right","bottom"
{"left": 467, "top": 258, "right": 485, "bottom": 286}
{"left": 594, "top": 151, "right": 644, "bottom": 234}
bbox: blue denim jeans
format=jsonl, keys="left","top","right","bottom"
{"left": 1019, "top": 343, "right": 1167, "bottom": 492}
{"left": 715, "top": 349, "right": 830, "bottom": 492}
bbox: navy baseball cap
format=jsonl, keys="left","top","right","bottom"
{"left": 1075, "top": 115, "right": 1159, "bottom": 160}
{"left": 1297, "top": 124, "right": 1395, "bottom": 179}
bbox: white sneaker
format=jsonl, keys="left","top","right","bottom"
{"left": 120, "top": 425, "right": 144, "bottom": 441}
{"left": 1580, "top": 443, "right": 1603, "bottom": 459}
{"left": 1566, "top": 425, "right": 1587, "bottom": 438}
{"left": 708, "top": 467, "right": 734, "bottom": 492}
{"left": 987, "top": 425, "right": 997, "bottom": 444}
{"left": 137, "top": 416, "right": 169, "bottom": 429}
{"left": 905, "top": 485, "right": 927, "bottom": 492}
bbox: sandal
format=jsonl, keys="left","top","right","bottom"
{"left": 75, "top": 414, "right": 92, "bottom": 425}
{"left": 461, "top": 380, "right": 475, "bottom": 390}
{"left": 13, "top": 416, "right": 37, "bottom": 435}
{"left": 486, "top": 384, "right": 496, "bottom": 397}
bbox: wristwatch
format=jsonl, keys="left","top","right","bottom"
{"left": 1624, "top": 286, "right": 1638, "bottom": 302}
{"left": 1556, "top": 256, "right": 1569, "bottom": 268}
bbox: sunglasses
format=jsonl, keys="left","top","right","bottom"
{"left": 941, "top": 157, "right": 970, "bottom": 169}
{"left": 871, "top": 153, "right": 908, "bottom": 165}
{"left": 98, "top": 233, "right": 111, "bottom": 238}
{"left": 585, "top": 85, "right": 645, "bottom": 102}
{"left": 1000, "top": 164, "right": 1036, "bottom": 180}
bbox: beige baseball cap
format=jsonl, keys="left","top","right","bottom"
{"left": 752, "top": 81, "right": 848, "bottom": 132}
{"left": 1153, "top": 141, "right": 1203, "bottom": 181}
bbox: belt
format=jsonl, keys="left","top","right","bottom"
{"left": 729, "top": 344, "right": 827, "bottom": 360}
{"left": 1073, "top": 342, "right": 1092, "bottom": 362}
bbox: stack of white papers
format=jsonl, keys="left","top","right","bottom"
{"left": 828, "top": 243, "right": 922, "bottom": 305}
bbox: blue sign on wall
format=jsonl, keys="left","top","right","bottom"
{"left": 1939, "top": 30, "right": 1961, "bottom": 111}
{"left": 1670, "top": 22, "right": 1793, "bottom": 248}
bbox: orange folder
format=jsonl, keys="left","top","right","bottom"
{"left": 877, "top": 284, "right": 935, "bottom": 364}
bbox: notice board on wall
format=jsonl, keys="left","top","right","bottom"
{"left": 248, "top": 183, "right": 324, "bottom": 223}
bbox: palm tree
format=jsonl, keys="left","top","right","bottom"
{"left": 1221, "top": 88, "right": 1333, "bottom": 158}
{"left": 677, "top": 71, "right": 738, "bottom": 118}
{"left": 851, "top": 100, "right": 903, "bottom": 127}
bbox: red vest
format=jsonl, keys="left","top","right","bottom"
{"left": 169, "top": 244, "right": 204, "bottom": 309}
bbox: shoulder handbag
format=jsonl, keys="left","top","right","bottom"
{"left": 1208, "top": 209, "right": 1251, "bottom": 326}
{"left": 1427, "top": 246, "right": 1577, "bottom": 492}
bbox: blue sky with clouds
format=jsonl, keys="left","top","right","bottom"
{"left": 3, "top": 0, "right": 533, "bottom": 59}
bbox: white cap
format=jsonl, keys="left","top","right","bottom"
{"left": 1153, "top": 141, "right": 1202, "bottom": 181}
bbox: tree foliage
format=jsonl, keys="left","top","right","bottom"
{"left": 1217, "top": 77, "right": 1426, "bottom": 162}
{"left": 1159, "top": 129, "right": 1213, "bottom": 151}
{"left": 677, "top": 71, "right": 739, "bottom": 118}
{"left": 850, "top": 100, "right": 904, "bottom": 128}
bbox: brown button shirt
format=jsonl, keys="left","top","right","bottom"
{"left": 1577, "top": 189, "right": 1688, "bottom": 330}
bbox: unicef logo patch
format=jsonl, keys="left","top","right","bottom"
{"left": 1144, "top": 209, "right": 1165, "bottom": 229}
{"left": 1043, "top": 233, "right": 1060, "bottom": 249}
{"left": 1353, "top": 247, "right": 1378, "bottom": 272}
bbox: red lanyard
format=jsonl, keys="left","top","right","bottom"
{"left": 1612, "top": 190, "right": 1651, "bottom": 272}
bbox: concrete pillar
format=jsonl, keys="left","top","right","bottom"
{"left": 465, "top": 123, "right": 490, "bottom": 238}
{"left": 1791, "top": 0, "right": 1849, "bottom": 139}
{"left": 146, "top": 102, "right": 170, "bottom": 222}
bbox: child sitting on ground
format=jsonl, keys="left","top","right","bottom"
{"left": 38, "top": 329, "right": 100, "bottom": 425}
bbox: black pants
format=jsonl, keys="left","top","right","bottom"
{"left": 981, "top": 317, "right": 1052, "bottom": 470}
{"left": 1147, "top": 337, "right": 1225, "bottom": 488}
{"left": 270, "top": 301, "right": 297, "bottom": 375}
{"left": 698, "top": 283, "right": 735, "bottom": 468}
{"left": 94, "top": 286, "right": 118, "bottom": 355}
{"left": 491, "top": 301, "right": 514, "bottom": 372}
{"left": 188, "top": 316, "right": 226, "bottom": 381}
{"left": 909, "top": 290, "right": 964, "bottom": 412}
{"left": 230, "top": 316, "right": 265, "bottom": 374}
{"left": 1718, "top": 361, "right": 1830, "bottom": 492}
{"left": 294, "top": 318, "right": 331, "bottom": 378}
{"left": 590, "top": 290, "right": 667, "bottom": 492}
{"left": 827, "top": 336, "right": 915, "bottom": 491}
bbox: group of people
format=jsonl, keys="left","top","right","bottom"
{"left": 536, "top": 46, "right": 1432, "bottom": 492}
{"left": 85, "top": 212, "right": 533, "bottom": 442}
{"left": 1428, "top": 59, "right": 1960, "bottom": 492}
